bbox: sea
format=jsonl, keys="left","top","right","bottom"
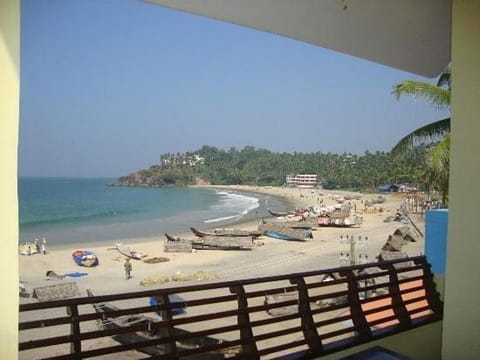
{"left": 18, "top": 178, "right": 288, "bottom": 248}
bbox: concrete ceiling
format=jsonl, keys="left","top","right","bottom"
{"left": 146, "top": 0, "right": 451, "bottom": 78}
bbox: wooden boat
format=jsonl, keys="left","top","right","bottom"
{"left": 166, "top": 233, "right": 253, "bottom": 251}
{"left": 267, "top": 208, "right": 291, "bottom": 217}
{"left": 164, "top": 234, "right": 193, "bottom": 253}
{"left": 72, "top": 249, "right": 98, "bottom": 267}
{"left": 317, "top": 214, "right": 359, "bottom": 227}
{"left": 260, "top": 218, "right": 316, "bottom": 230}
{"left": 267, "top": 208, "right": 309, "bottom": 218}
{"left": 262, "top": 229, "right": 311, "bottom": 241}
{"left": 258, "top": 223, "right": 312, "bottom": 241}
{"left": 87, "top": 289, "right": 227, "bottom": 359}
{"left": 190, "top": 227, "right": 262, "bottom": 239}
{"left": 115, "top": 242, "right": 147, "bottom": 260}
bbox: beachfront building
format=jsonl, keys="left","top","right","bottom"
{"left": 285, "top": 174, "right": 297, "bottom": 187}
{"left": 3, "top": 1, "right": 480, "bottom": 359}
{"left": 286, "top": 174, "right": 318, "bottom": 188}
{"left": 161, "top": 153, "right": 205, "bottom": 167}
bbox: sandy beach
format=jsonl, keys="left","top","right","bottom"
{"left": 19, "top": 186, "right": 424, "bottom": 299}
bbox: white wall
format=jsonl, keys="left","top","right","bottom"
{"left": 0, "top": 0, "right": 20, "bottom": 358}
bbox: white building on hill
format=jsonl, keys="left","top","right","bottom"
{"left": 286, "top": 174, "right": 317, "bottom": 188}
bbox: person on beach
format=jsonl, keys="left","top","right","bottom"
{"left": 34, "top": 239, "right": 40, "bottom": 253}
{"left": 41, "top": 238, "right": 47, "bottom": 255}
{"left": 124, "top": 258, "right": 132, "bottom": 280}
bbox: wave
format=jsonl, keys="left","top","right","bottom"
{"left": 203, "top": 191, "right": 260, "bottom": 223}
{"left": 20, "top": 209, "right": 132, "bottom": 228}
{"left": 204, "top": 214, "right": 241, "bottom": 224}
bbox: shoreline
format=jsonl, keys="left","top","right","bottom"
{"left": 19, "top": 185, "right": 424, "bottom": 300}
{"left": 19, "top": 185, "right": 425, "bottom": 359}
{"left": 19, "top": 185, "right": 290, "bottom": 251}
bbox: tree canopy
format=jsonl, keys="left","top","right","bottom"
{"left": 114, "top": 145, "right": 428, "bottom": 192}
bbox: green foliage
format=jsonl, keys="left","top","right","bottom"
{"left": 392, "top": 65, "right": 451, "bottom": 205}
{"left": 116, "top": 145, "right": 428, "bottom": 190}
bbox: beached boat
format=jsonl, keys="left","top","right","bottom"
{"left": 267, "top": 208, "right": 291, "bottom": 217}
{"left": 258, "top": 223, "right": 312, "bottom": 241}
{"left": 316, "top": 214, "right": 359, "bottom": 227}
{"left": 260, "top": 217, "right": 316, "bottom": 230}
{"left": 190, "top": 227, "right": 262, "bottom": 238}
{"left": 87, "top": 289, "right": 227, "bottom": 359}
{"left": 115, "top": 242, "right": 147, "bottom": 260}
{"left": 263, "top": 229, "right": 312, "bottom": 241}
{"left": 72, "top": 249, "right": 98, "bottom": 267}
{"left": 165, "top": 233, "right": 253, "bottom": 251}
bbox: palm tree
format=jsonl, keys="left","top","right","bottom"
{"left": 392, "top": 66, "right": 451, "bottom": 205}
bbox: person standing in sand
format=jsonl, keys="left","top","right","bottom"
{"left": 124, "top": 258, "right": 132, "bottom": 280}
{"left": 41, "top": 238, "right": 47, "bottom": 255}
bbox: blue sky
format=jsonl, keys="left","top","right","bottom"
{"left": 19, "top": 0, "right": 449, "bottom": 178}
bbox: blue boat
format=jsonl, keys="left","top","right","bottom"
{"left": 263, "top": 228, "right": 312, "bottom": 241}
{"left": 259, "top": 222, "right": 313, "bottom": 241}
{"left": 72, "top": 249, "right": 99, "bottom": 267}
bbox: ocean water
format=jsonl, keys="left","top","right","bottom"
{"left": 19, "top": 178, "right": 287, "bottom": 247}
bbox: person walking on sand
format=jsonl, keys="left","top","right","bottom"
{"left": 41, "top": 238, "right": 47, "bottom": 255}
{"left": 124, "top": 258, "right": 132, "bottom": 280}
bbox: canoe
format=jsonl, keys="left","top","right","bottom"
{"left": 190, "top": 227, "right": 262, "bottom": 238}
{"left": 259, "top": 224, "right": 312, "bottom": 241}
{"left": 260, "top": 218, "right": 316, "bottom": 230}
{"left": 267, "top": 208, "right": 291, "bottom": 217}
{"left": 72, "top": 249, "right": 99, "bottom": 267}
{"left": 165, "top": 233, "right": 253, "bottom": 251}
{"left": 115, "top": 242, "right": 147, "bottom": 260}
{"left": 263, "top": 229, "right": 311, "bottom": 241}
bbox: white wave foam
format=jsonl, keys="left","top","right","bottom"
{"left": 203, "top": 191, "right": 260, "bottom": 223}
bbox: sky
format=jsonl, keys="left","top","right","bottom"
{"left": 19, "top": 0, "right": 450, "bottom": 178}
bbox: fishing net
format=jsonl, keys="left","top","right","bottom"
{"left": 140, "top": 274, "right": 170, "bottom": 286}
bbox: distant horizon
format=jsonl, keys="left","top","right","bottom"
{"left": 20, "top": 0, "right": 449, "bottom": 178}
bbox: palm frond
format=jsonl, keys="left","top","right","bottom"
{"left": 391, "top": 117, "right": 450, "bottom": 155}
{"left": 426, "top": 133, "right": 450, "bottom": 173}
{"left": 392, "top": 81, "right": 450, "bottom": 108}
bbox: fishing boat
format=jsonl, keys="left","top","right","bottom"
{"left": 87, "top": 289, "right": 228, "bottom": 359}
{"left": 262, "top": 229, "right": 312, "bottom": 241}
{"left": 190, "top": 227, "right": 262, "bottom": 238}
{"left": 258, "top": 223, "right": 312, "bottom": 241}
{"left": 267, "top": 208, "right": 291, "bottom": 217}
{"left": 165, "top": 233, "right": 253, "bottom": 251}
{"left": 72, "top": 249, "right": 98, "bottom": 267}
{"left": 317, "top": 214, "right": 359, "bottom": 227}
{"left": 260, "top": 218, "right": 316, "bottom": 230}
{"left": 115, "top": 242, "right": 147, "bottom": 260}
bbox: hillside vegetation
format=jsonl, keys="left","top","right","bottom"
{"left": 112, "top": 145, "right": 427, "bottom": 191}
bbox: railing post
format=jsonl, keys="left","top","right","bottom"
{"left": 230, "top": 285, "right": 259, "bottom": 359}
{"left": 155, "top": 294, "right": 177, "bottom": 355}
{"left": 290, "top": 277, "right": 323, "bottom": 356}
{"left": 379, "top": 263, "right": 412, "bottom": 329}
{"left": 414, "top": 257, "right": 444, "bottom": 315}
{"left": 339, "top": 269, "right": 372, "bottom": 342}
{"left": 66, "top": 304, "right": 82, "bottom": 359}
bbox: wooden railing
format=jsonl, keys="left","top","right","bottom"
{"left": 19, "top": 256, "right": 442, "bottom": 359}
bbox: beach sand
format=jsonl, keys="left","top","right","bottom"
{"left": 19, "top": 186, "right": 424, "bottom": 298}
{"left": 18, "top": 186, "right": 425, "bottom": 359}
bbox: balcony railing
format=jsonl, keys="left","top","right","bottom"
{"left": 19, "top": 255, "right": 442, "bottom": 359}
